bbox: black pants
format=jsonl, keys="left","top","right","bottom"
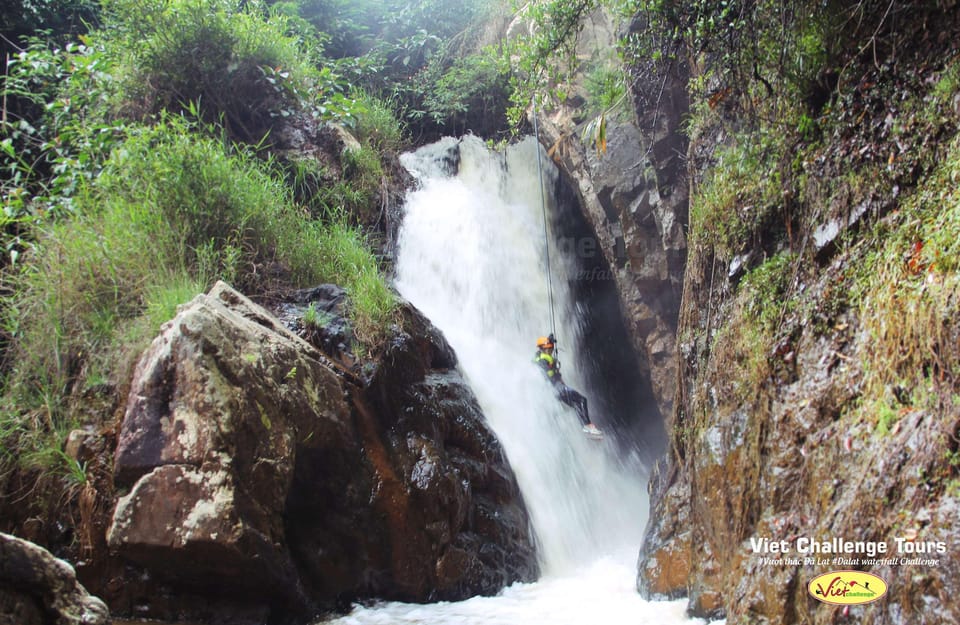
{"left": 555, "top": 383, "right": 590, "bottom": 426}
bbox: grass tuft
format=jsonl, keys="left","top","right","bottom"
{"left": 855, "top": 134, "right": 960, "bottom": 431}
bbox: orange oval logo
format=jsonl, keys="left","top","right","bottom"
{"left": 808, "top": 571, "right": 887, "bottom": 605}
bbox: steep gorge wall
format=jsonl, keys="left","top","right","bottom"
{"left": 542, "top": 4, "right": 960, "bottom": 624}
{"left": 637, "top": 7, "right": 960, "bottom": 625}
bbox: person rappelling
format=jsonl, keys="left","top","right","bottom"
{"left": 534, "top": 334, "right": 603, "bottom": 438}
{"left": 528, "top": 103, "right": 603, "bottom": 440}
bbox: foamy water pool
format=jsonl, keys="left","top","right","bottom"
{"left": 319, "top": 554, "right": 715, "bottom": 625}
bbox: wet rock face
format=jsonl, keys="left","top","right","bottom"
{"left": 631, "top": 7, "right": 960, "bottom": 623}
{"left": 0, "top": 532, "right": 109, "bottom": 625}
{"left": 535, "top": 82, "right": 688, "bottom": 425}
{"left": 638, "top": 226, "right": 960, "bottom": 624}
{"left": 366, "top": 307, "right": 539, "bottom": 598}
{"left": 584, "top": 120, "right": 687, "bottom": 419}
{"left": 277, "top": 284, "right": 353, "bottom": 358}
{"left": 108, "top": 282, "right": 536, "bottom": 622}
{"left": 286, "top": 305, "right": 538, "bottom": 604}
{"left": 635, "top": 43, "right": 960, "bottom": 625}
{"left": 636, "top": 462, "right": 691, "bottom": 601}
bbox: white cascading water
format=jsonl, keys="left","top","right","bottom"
{"left": 319, "top": 136, "right": 715, "bottom": 625}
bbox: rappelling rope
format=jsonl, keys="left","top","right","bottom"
{"left": 531, "top": 102, "right": 558, "bottom": 346}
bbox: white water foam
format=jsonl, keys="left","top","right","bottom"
{"left": 326, "top": 555, "right": 696, "bottom": 625}
{"left": 319, "top": 135, "right": 714, "bottom": 625}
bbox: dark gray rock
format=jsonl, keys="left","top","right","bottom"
{"left": 108, "top": 282, "right": 537, "bottom": 622}
{"left": 0, "top": 532, "right": 109, "bottom": 625}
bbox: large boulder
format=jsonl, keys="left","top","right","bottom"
{"left": 0, "top": 532, "right": 109, "bottom": 625}
{"left": 107, "top": 282, "right": 537, "bottom": 622}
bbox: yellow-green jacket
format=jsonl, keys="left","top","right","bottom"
{"left": 534, "top": 350, "right": 560, "bottom": 384}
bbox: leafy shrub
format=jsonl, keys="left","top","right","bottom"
{"left": 496, "top": 0, "right": 599, "bottom": 128}
{"left": 101, "top": 0, "right": 352, "bottom": 142}
{"left": 1, "top": 40, "right": 126, "bottom": 222}
{"left": 422, "top": 53, "right": 510, "bottom": 136}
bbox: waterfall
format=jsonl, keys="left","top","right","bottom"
{"left": 318, "top": 136, "right": 713, "bottom": 625}
{"left": 395, "top": 134, "right": 646, "bottom": 572}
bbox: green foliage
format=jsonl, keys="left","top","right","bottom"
{"left": 616, "top": 0, "right": 686, "bottom": 97}
{"left": 297, "top": 0, "right": 484, "bottom": 60}
{"left": 874, "top": 402, "right": 900, "bottom": 436}
{"left": 303, "top": 302, "right": 324, "bottom": 327}
{"left": 1, "top": 39, "right": 126, "bottom": 221}
{"left": 286, "top": 0, "right": 498, "bottom": 137}
{"left": 422, "top": 53, "right": 510, "bottom": 135}
{"left": 101, "top": 0, "right": 356, "bottom": 141}
{"left": 0, "top": 0, "right": 405, "bottom": 499}
{"left": 888, "top": 61, "right": 960, "bottom": 161}
{"left": 352, "top": 91, "right": 406, "bottom": 152}
{"left": 931, "top": 63, "right": 960, "bottom": 106}
{"left": 292, "top": 0, "right": 371, "bottom": 58}
{"left": 673, "top": 0, "right": 828, "bottom": 108}
{"left": 0, "top": 0, "right": 100, "bottom": 53}
{"left": 689, "top": 132, "right": 783, "bottom": 258}
{"left": 90, "top": 121, "right": 310, "bottom": 287}
{"left": 275, "top": 140, "right": 387, "bottom": 225}
{"left": 311, "top": 144, "right": 385, "bottom": 223}
{"left": 618, "top": 0, "right": 838, "bottom": 149}
{"left": 740, "top": 252, "right": 795, "bottom": 331}
{"left": 584, "top": 63, "right": 626, "bottom": 116}
{"left": 853, "top": 134, "right": 960, "bottom": 428}
{"left": 710, "top": 251, "right": 796, "bottom": 402}
{"left": 311, "top": 219, "right": 396, "bottom": 345}
{"left": 280, "top": 154, "right": 330, "bottom": 211}
{"left": 3, "top": 117, "right": 395, "bottom": 439}
{"left": 497, "top": 0, "right": 599, "bottom": 128}
{"left": 142, "top": 274, "right": 208, "bottom": 331}
{"left": 342, "top": 146, "right": 383, "bottom": 192}
{"left": 579, "top": 61, "right": 627, "bottom": 154}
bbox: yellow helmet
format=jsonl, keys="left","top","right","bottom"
{"left": 536, "top": 335, "right": 554, "bottom": 350}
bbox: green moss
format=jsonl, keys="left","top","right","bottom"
{"left": 690, "top": 135, "right": 784, "bottom": 258}
{"left": 875, "top": 403, "right": 899, "bottom": 436}
{"left": 709, "top": 252, "right": 797, "bottom": 403}
{"left": 931, "top": 63, "right": 960, "bottom": 105}
{"left": 740, "top": 251, "right": 796, "bottom": 331}
{"left": 853, "top": 134, "right": 960, "bottom": 428}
